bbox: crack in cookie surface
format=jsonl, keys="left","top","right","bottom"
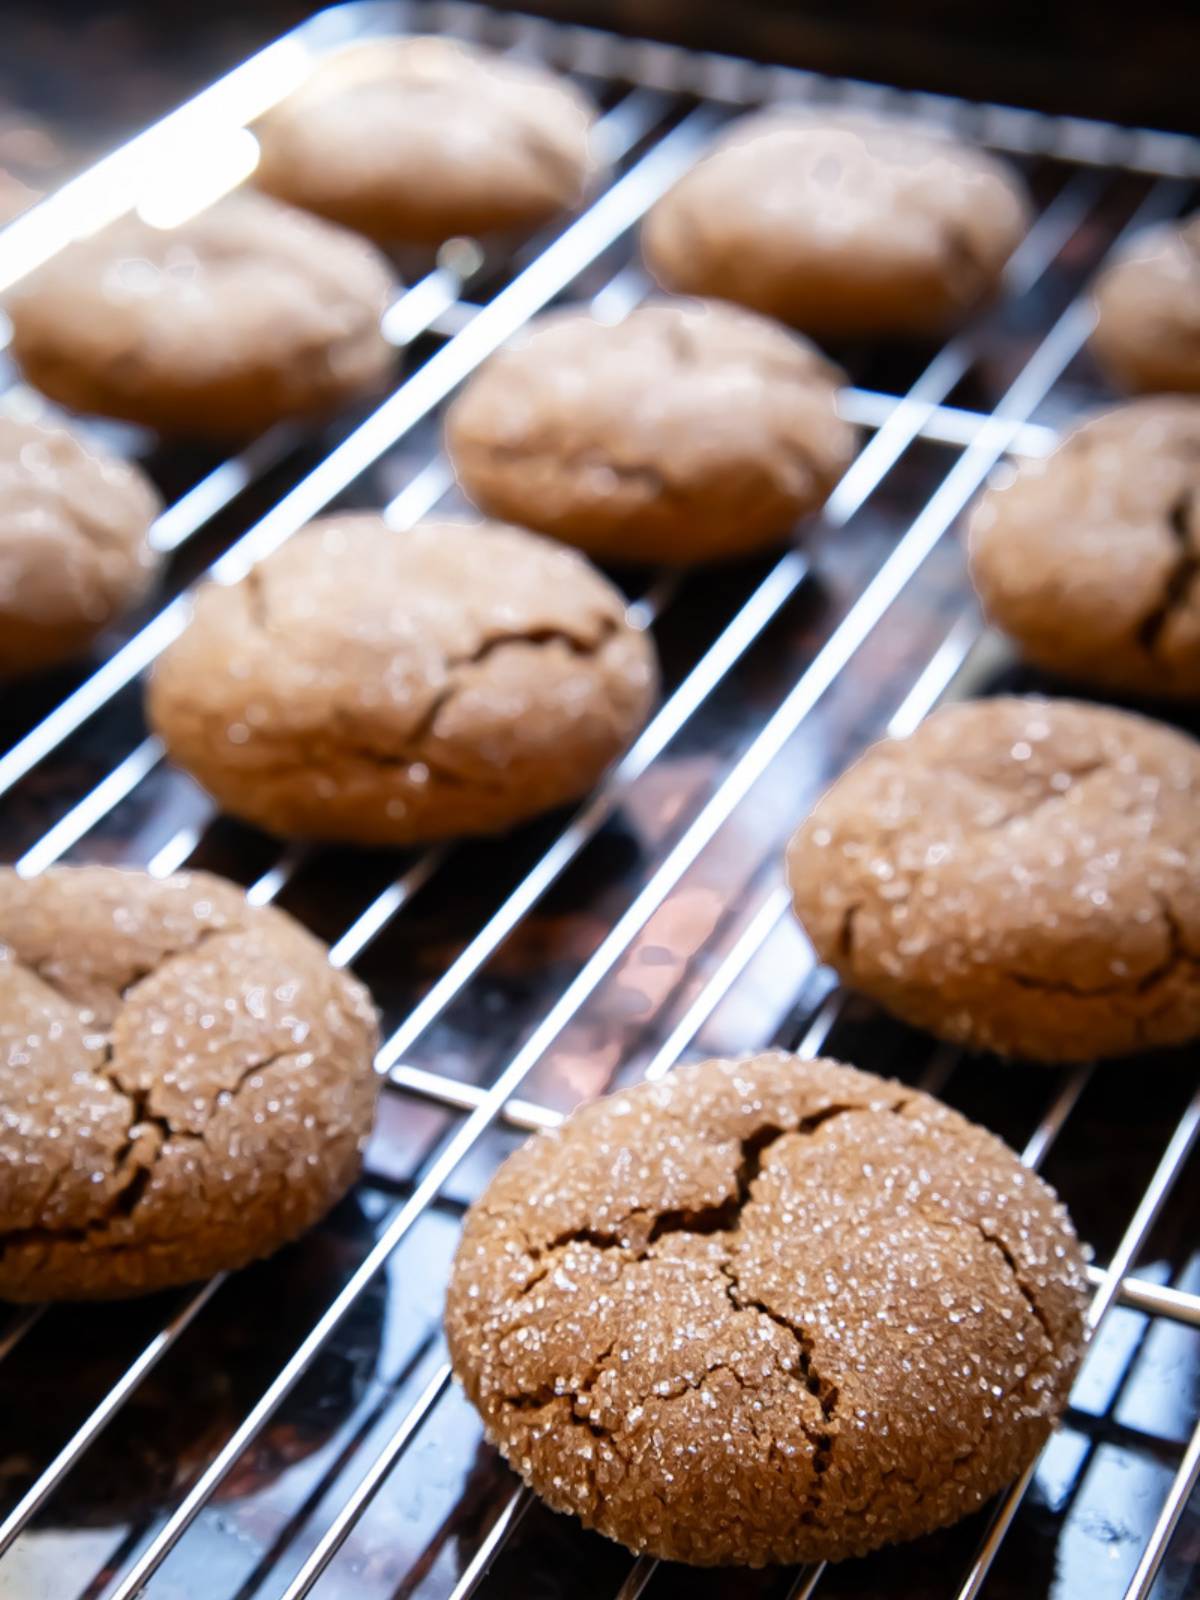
{"left": 788, "top": 697, "right": 1200, "bottom": 1059}
{"left": 149, "top": 516, "right": 653, "bottom": 845}
{"left": 1137, "top": 487, "right": 1199, "bottom": 657}
{"left": 0, "top": 866, "right": 379, "bottom": 1298}
{"left": 447, "top": 1055, "right": 1088, "bottom": 1565}
{"left": 971, "top": 401, "right": 1200, "bottom": 694}
{"left": 445, "top": 300, "right": 857, "bottom": 563}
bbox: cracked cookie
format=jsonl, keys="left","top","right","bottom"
{"left": 642, "top": 112, "right": 1030, "bottom": 338}
{"left": 0, "top": 865, "right": 379, "bottom": 1300}
{"left": 1089, "top": 215, "right": 1200, "bottom": 395}
{"left": 969, "top": 400, "right": 1200, "bottom": 698}
{"left": 445, "top": 298, "right": 858, "bottom": 564}
{"left": 147, "top": 514, "right": 657, "bottom": 845}
{"left": 787, "top": 696, "right": 1200, "bottom": 1061}
{"left": 7, "top": 192, "right": 397, "bottom": 437}
{"left": 445, "top": 1052, "right": 1088, "bottom": 1566}
{"left": 255, "top": 36, "right": 600, "bottom": 245}
{"left": 0, "top": 414, "right": 160, "bottom": 675}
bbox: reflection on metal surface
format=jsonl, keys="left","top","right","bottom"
{"left": 136, "top": 127, "right": 262, "bottom": 229}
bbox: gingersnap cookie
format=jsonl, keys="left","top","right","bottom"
{"left": 7, "top": 192, "right": 396, "bottom": 436}
{"left": 0, "top": 414, "right": 160, "bottom": 674}
{"left": 788, "top": 697, "right": 1200, "bottom": 1061}
{"left": 446, "top": 1051, "right": 1088, "bottom": 1566}
{"left": 255, "top": 36, "right": 600, "bottom": 245}
{"left": 0, "top": 866, "right": 379, "bottom": 1301}
{"left": 147, "top": 515, "right": 657, "bottom": 845}
{"left": 1089, "top": 215, "right": 1200, "bottom": 395}
{"left": 969, "top": 400, "right": 1200, "bottom": 698}
{"left": 642, "top": 111, "right": 1030, "bottom": 339}
{"left": 445, "top": 298, "right": 858, "bottom": 564}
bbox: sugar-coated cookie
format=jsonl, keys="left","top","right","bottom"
{"left": 8, "top": 193, "right": 396, "bottom": 436}
{"left": 643, "top": 112, "right": 1030, "bottom": 338}
{"left": 0, "top": 866, "right": 379, "bottom": 1301}
{"left": 969, "top": 399, "right": 1200, "bottom": 697}
{"left": 446, "top": 1052, "right": 1088, "bottom": 1565}
{"left": 787, "top": 697, "right": 1200, "bottom": 1060}
{"left": 256, "top": 36, "right": 600, "bottom": 244}
{"left": 446, "top": 298, "right": 857, "bottom": 563}
{"left": 0, "top": 415, "right": 160, "bottom": 674}
{"left": 147, "top": 515, "right": 657, "bottom": 844}
{"left": 1089, "top": 215, "right": 1200, "bottom": 395}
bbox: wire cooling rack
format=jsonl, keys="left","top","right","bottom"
{"left": 0, "top": 4, "right": 1197, "bottom": 1598}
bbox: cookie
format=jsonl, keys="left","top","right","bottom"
{"left": 147, "top": 515, "right": 657, "bottom": 845}
{"left": 787, "top": 696, "right": 1200, "bottom": 1061}
{"left": 255, "top": 36, "right": 599, "bottom": 245}
{"left": 969, "top": 399, "right": 1200, "bottom": 698}
{"left": 445, "top": 298, "right": 858, "bottom": 564}
{"left": 0, "top": 866, "right": 379, "bottom": 1301}
{"left": 7, "top": 192, "right": 396, "bottom": 436}
{"left": 642, "top": 111, "right": 1030, "bottom": 338}
{"left": 0, "top": 414, "right": 160, "bottom": 674}
{"left": 446, "top": 1051, "right": 1088, "bottom": 1566}
{"left": 1089, "top": 215, "right": 1200, "bottom": 395}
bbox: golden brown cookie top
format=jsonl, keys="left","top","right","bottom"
{"left": 969, "top": 399, "right": 1200, "bottom": 696}
{"left": 446, "top": 1052, "right": 1088, "bottom": 1566}
{"left": 0, "top": 414, "right": 160, "bottom": 670}
{"left": 255, "top": 36, "right": 600, "bottom": 242}
{"left": 643, "top": 111, "right": 1030, "bottom": 336}
{"left": 0, "top": 866, "right": 379, "bottom": 1300}
{"left": 446, "top": 297, "right": 857, "bottom": 562}
{"left": 1090, "top": 214, "right": 1200, "bottom": 395}
{"left": 8, "top": 192, "right": 397, "bottom": 432}
{"left": 787, "top": 697, "right": 1200, "bottom": 1059}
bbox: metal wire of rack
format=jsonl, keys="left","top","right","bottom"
{"left": 0, "top": 4, "right": 1197, "bottom": 1599}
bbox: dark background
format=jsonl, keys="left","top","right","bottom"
{"left": 0, "top": 0, "right": 1195, "bottom": 209}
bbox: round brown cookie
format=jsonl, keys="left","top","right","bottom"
{"left": 147, "top": 515, "right": 657, "bottom": 845}
{"left": 255, "top": 36, "right": 600, "bottom": 245}
{"left": 1089, "top": 215, "right": 1200, "bottom": 395}
{"left": 642, "top": 111, "right": 1030, "bottom": 338}
{"left": 7, "top": 193, "right": 396, "bottom": 436}
{"left": 0, "top": 865, "right": 379, "bottom": 1301}
{"left": 0, "top": 414, "right": 160, "bottom": 674}
{"left": 969, "top": 400, "right": 1200, "bottom": 698}
{"left": 445, "top": 298, "right": 858, "bottom": 564}
{"left": 787, "top": 697, "right": 1200, "bottom": 1061}
{"left": 446, "top": 1052, "right": 1088, "bottom": 1567}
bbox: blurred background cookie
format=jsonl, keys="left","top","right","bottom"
{"left": 7, "top": 191, "right": 397, "bottom": 436}
{"left": 446, "top": 298, "right": 857, "bottom": 563}
{"left": 0, "top": 413, "right": 160, "bottom": 674}
{"left": 787, "top": 696, "right": 1200, "bottom": 1061}
{"left": 255, "top": 36, "right": 600, "bottom": 245}
{"left": 969, "top": 399, "right": 1200, "bottom": 697}
{"left": 642, "top": 111, "right": 1030, "bottom": 338}
{"left": 147, "top": 514, "right": 658, "bottom": 845}
{"left": 1088, "top": 214, "right": 1200, "bottom": 395}
{"left": 0, "top": 865, "right": 380, "bottom": 1300}
{"left": 446, "top": 1052, "right": 1088, "bottom": 1566}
